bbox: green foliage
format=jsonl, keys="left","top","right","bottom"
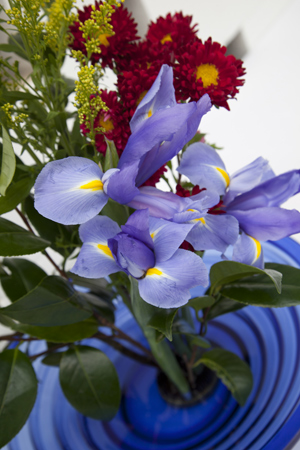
{"left": 0, "top": 126, "right": 16, "bottom": 195}
{"left": 0, "top": 258, "right": 47, "bottom": 302}
{"left": 130, "top": 277, "right": 190, "bottom": 396}
{"left": 0, "top": 349, "right": 37, "bottom": 448}
{"left": 0, "top": 217, "right": 50, "bottom": 256}
{"left": 220, "top": 263, "right": 300, "bottom": 307}
{"left": 197, "top": 349, "right": 253, "bottom": 406}
{"left": 209, "top": 261, "right": 282, "bottom": 295}
{"left": 59, "top": 345, "right": 121, "bottom": 420}
{"left": 147, "top": 308, "right": 178, "bottom": 341}
{"left": 0, "top": 276, "right": 92, "bottom": 326}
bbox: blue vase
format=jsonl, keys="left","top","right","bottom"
{"left": 5, "top": 238, "right": 300, "bottom": 450}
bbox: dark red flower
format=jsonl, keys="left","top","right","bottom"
{"left": 141, "top": 165, "right": 168, "bottom": 188}
{"left": 174, "top": 38, "right": 246, "bottom": 109}
{"left": 176, "top": 184, "right": 205, "bottom": 197}
{"left": 69, "top": 2, "right": 139, "bottom": 68}
{"left": 146, "top": 12, "right": 198, "bottom": 53}
{"left": 81, "top": 90, "right": 130, "bottom": 156}
{"left": 117, "top": 61, "right": 163, "bottom": 119}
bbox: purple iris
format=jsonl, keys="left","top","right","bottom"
{"left": 71, "top": 210, "right": 208, "bottom": 308}
{"left": 177, "top": 142, "right": 300, "bottom": 267}
{"left": 34, "top": 65, "right": 211, "bottom": 225}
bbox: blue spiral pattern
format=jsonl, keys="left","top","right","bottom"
{"left": 6, "top": 238, "right": 300, "bottom": 450}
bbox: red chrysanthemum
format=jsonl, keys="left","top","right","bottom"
{"left": 174, "top": 38, "right": 246, "bottom": 109}
{"left": 175, "top": 184, "right": 204, "bottom": 197}
{"left": 81, "top": 90, "right": 131, "bottom": 156}
{"left": 141, "top": 165, "right": 168, "bottom": 188}
{"left": 117, "top": 61, "right": 163, "bottom": 119}
{"left": 146, "top": 12, "right": 198, "bottom": 62}
{"left": 69, "top": 2, "right": 139, "bottom": 68}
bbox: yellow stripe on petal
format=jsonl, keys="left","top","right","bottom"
{"left": 187, "top": 209, "right": 205, "bottom": 224}
{"left": 216, "top": 167, "right": 230, "bottom": 188}
{"left": 146, "top": 267, "right": 163, "bottom": 276}
{"left": 196, "top": 217, "right": 205, "bottom": 224}
{"left": 97, "top": 244, "right": 113, "bottom": 259}
{"left": 80, "top": 180, "right": 103, "bottom": 191}
{"left": 249, "top": 236, "right": 262, "bottom": 260}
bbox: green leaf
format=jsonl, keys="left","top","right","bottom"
{"left": 0, "top": 258, "right": 47, "bottom": 302}
{"left": 185, "top": 334, "right": 211, "bottom": 348}
{"left": 7, "top": 34, "right": 28, "bottom": 60}
{"left": 23, "top": 195, "right": 76, "bottom": 256}
{"left": 1, "top": 90, "right": 37, "bottom": 103}
{"left": 42, "top": 352, "right": 63, "bottom": 367}
{"left": 67, "top": 272, "right": 114, "bottom": 301}
{"left": 15, "top": 317, "right": 99, "bottom": 343}
{"left": 0, "top": 176, "right": 34, "bottom": 214}
{"left": 104, "top": 139, "right": 119, "bottom": 171}
{"left": 207, "top": 296, "right": 246, "bottom": 320}
{"left": 0, "top": 276, "right": 92, "bottom": 326}
{"left": 100, "top": 198, "right": 129, "bottom": 226}
{"left": 221, "top": 263, "right": 300, "bottom": 308}
{"left": 147, "top": 308, "right": 178, "bottom": 341}
{"left": 0, "top": 126, "right": 16, "bottom": 196}
{"left": 197, "top": 348, "right": 253, "bottom": 405}
{"left": 0, "top": 349, "right": 38, "bottom": 448}
{"left": 130, "top": 277, "right": 190, "bottom": 396}
{"left": 209, "top": 261, "right": 282, "bottom": 295}
{"left": 80, "top": 292, "right": 115, "bottom": 322}
{"left": 59, "top": 345, "right": 121, "bottom": 420}
{"left": 0, "top": 217, "right": 50, "bottom": 256}
{"left": 188, "top": 295, "right": 215, "bottom": 320}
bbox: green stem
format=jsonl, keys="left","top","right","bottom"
{"left": 130, "top": 277, "right": 191, "bottom": 397}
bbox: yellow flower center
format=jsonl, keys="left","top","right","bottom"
{"left": 196, "top": 64, "right": 219, "bottom": 88}
{"left": 98, "top": 33, "right": 110, "bottom": 47}
{"left": 160, "top": 34, "right": 172, "bottom": 44}
{"left": 98, "top": 114, "right": 114, "bottom": 132}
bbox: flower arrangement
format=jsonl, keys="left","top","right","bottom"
{"left": 0, "top": 1, "right": 300, "bottom": 447}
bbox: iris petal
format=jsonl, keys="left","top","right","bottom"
{"left": 232, "top": 232, "right": 264, "bottom": 269}
{"left": 178, "top": 142, "right": 229, "bottom": 195}
{"left": 34, "top": 157, "right": 108, "bottom": 225}
{"left": 138, "top": 249, "right": 208, "bottom": 308}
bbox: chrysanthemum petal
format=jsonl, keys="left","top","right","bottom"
{"left": 232, "top": 232, "right": 264, "bottom": 269}
{"left": 138, "top": 249, "right": 208, "bottom": 308}
{"left": 149, "top": 218, "right": 193, "bottom": 262}
{"left": 71, "top": 216, "right": 121, "bottom": 278}
{"left": 229, "top": 207, "right": 300, "bottom": 241}
{"left": 130, "top": 64, "right": 176, "bottom": 133}
{"left": 178, "top": 142, "right": 229, "bottom": 195}
{"left": 34, "top": 157, "right": 108, "bottom": 224}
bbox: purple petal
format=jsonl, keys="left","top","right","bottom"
{"left": 232, "top": 232, "right": 264, "bottom": 269}
{"left": 224, "top": 157, "right": 275, "bottom": 205}
{"left": 177, "top": 142, "right": 229, "bottom": 195}
{"left": 130, "top": 65, "right": 176, "bottom": 134}
{"left": 118, "top": 95, "right": 211, "bottom": 187}
{"left": 186, "top": 214, "right": 239, "bottom": 252}
{"left": 128, "top": 187, "right": 188, "bottom": 219}
{"left": 138, "top": 249, "right": 208, "bottom": 308}
{"left": 229, "top": 207, "right": 300, "bottom": 241}
{"left": 105, "top": 162, "right": 140, "bottom": 204}
{"left": 149, "top": 217, "right": 193, "bottom": 263}
{"left": 34, "top": 157, "right": 108, "bottom": 224}
{"left": 121, "top": 209, "right": 153, "bottom": 250}
{"left": 108, "top": 233, "right": 155, "bottom": 278}
{"left": 71, "top": 216, "right": 121, "bottom": 278}
{"left": 226, "top": 170, "right": 300, "bottom": 211}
